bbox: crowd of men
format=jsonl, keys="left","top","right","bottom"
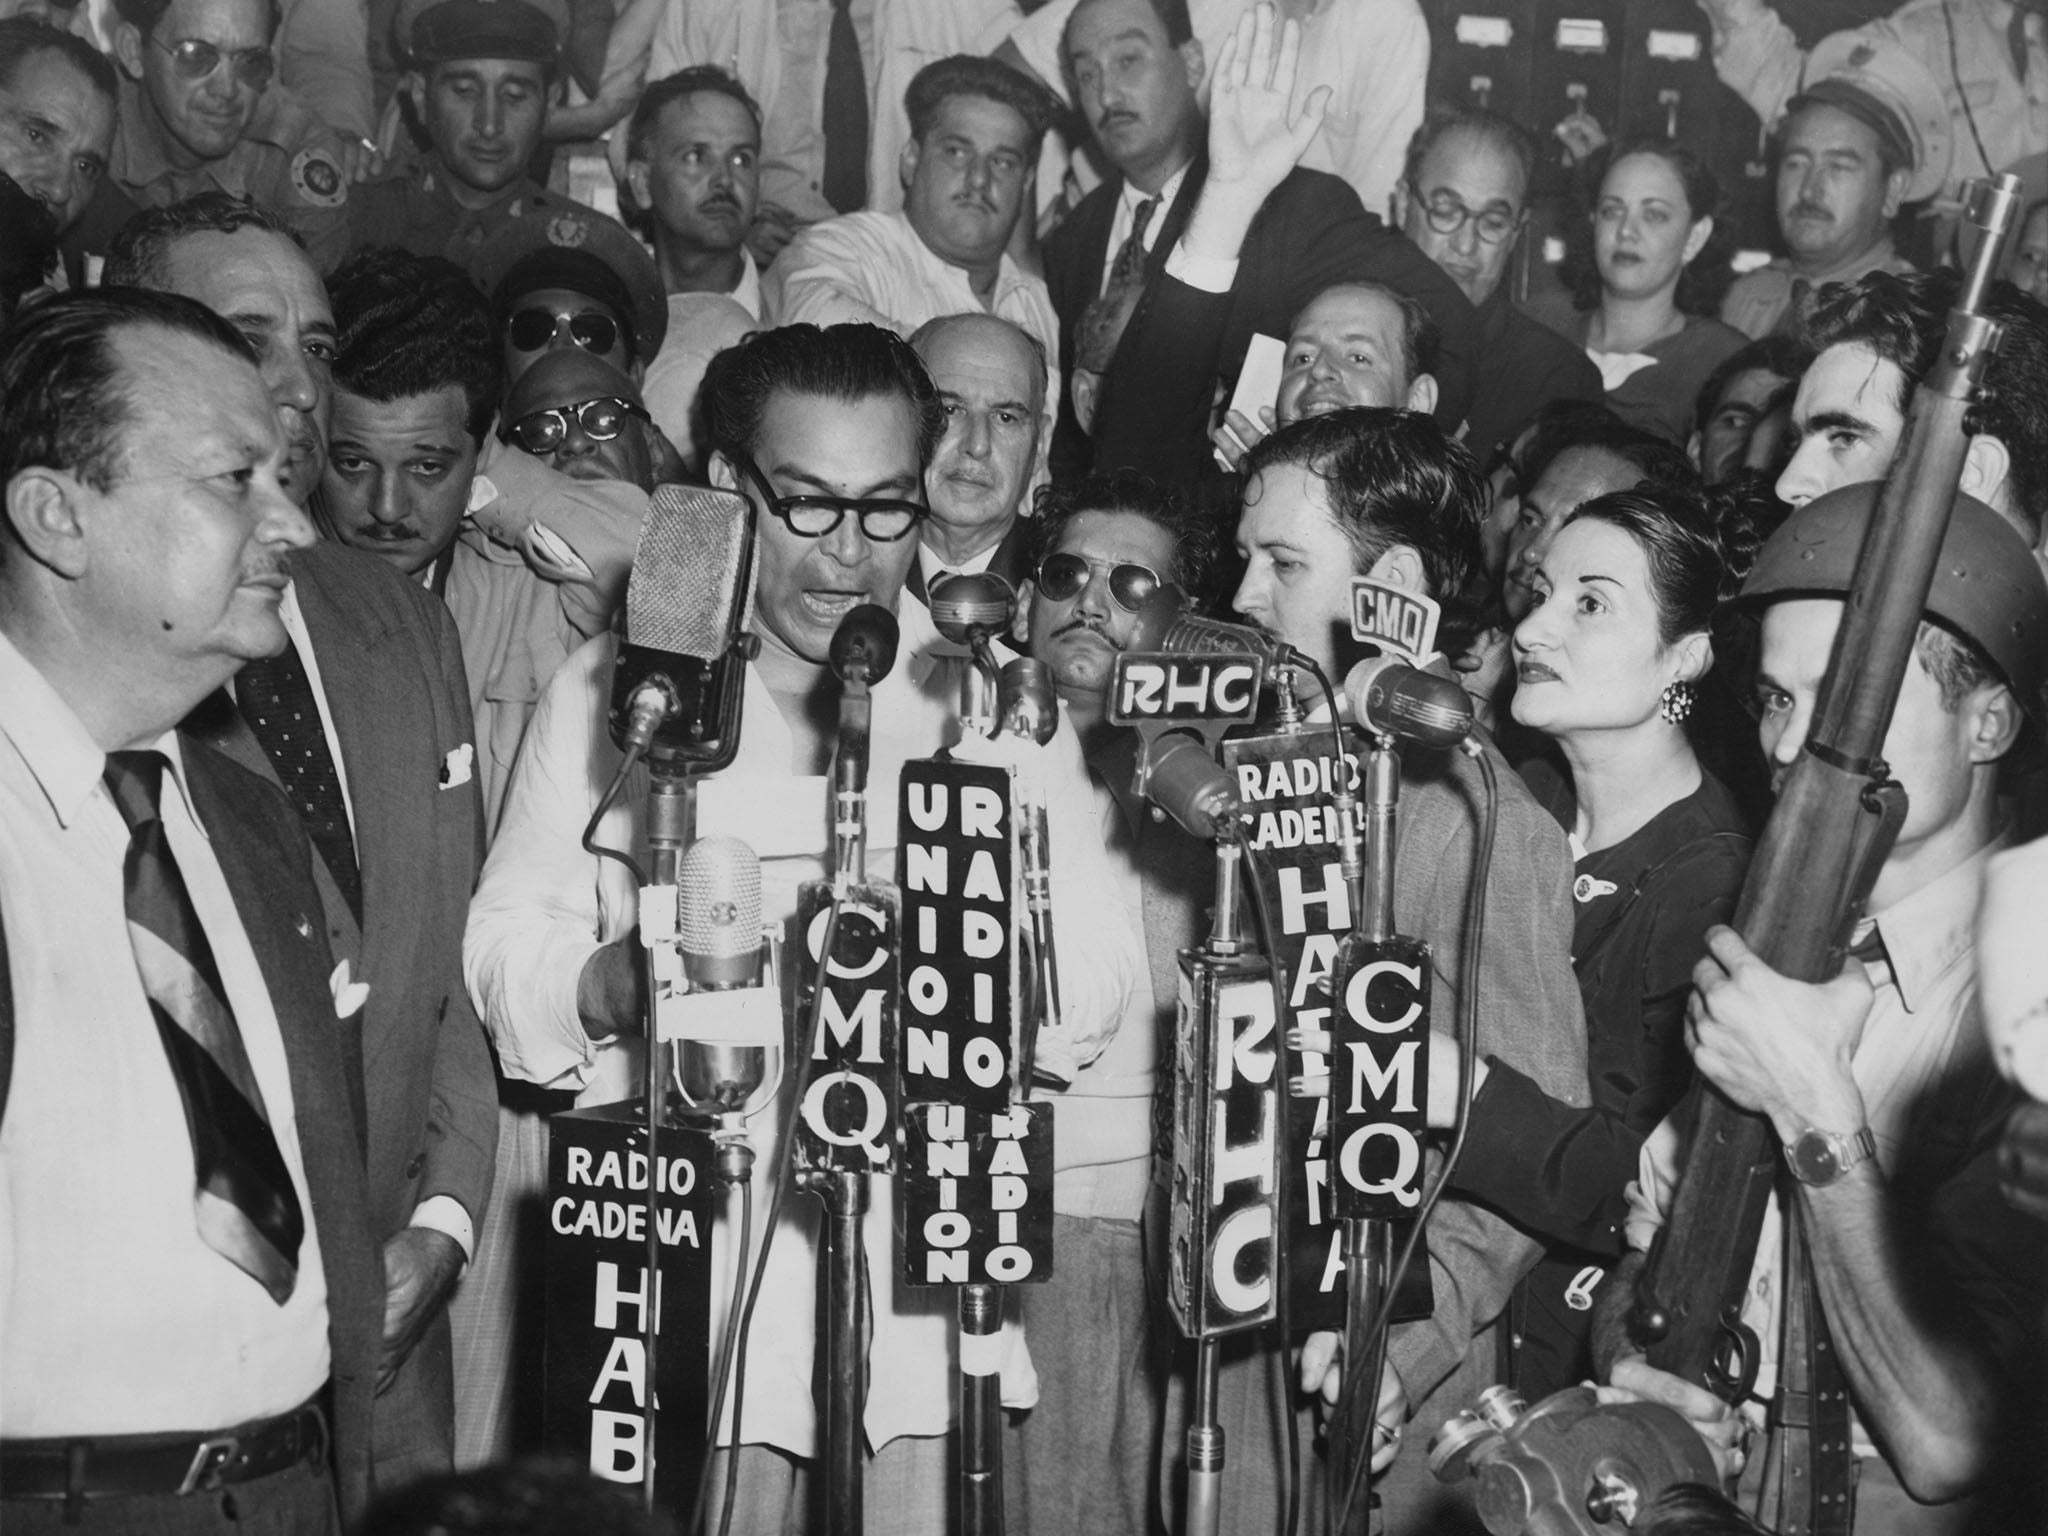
{"left": 5, "top": 0, "right": 2048, "bottom": 1532}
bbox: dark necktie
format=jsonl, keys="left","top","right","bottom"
{"left": 103, "top": 750, "right": 305, "bottom": 1304}
{"left": 237, "top": 636, "right": 362, "bottom": 924}
{"left": 1106, "top": 196, "right": 1159, "bottom": 295}
{"left": 821, "top": 0, "right": 868, "bottom": 214}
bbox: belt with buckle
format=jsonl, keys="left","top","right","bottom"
{"left": 1, "top": 1398, "right": 327, "bottom": 1501}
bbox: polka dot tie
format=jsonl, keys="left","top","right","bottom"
{"left": 237, "top": 637, "right": 363, "bottom": 923}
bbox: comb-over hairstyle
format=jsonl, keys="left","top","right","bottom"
{"left": 102, "top": 192, "right": 301, "bottom": 291}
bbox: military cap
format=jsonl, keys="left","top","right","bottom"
{"left": 1787, "top": 34, "right": 1953, "bottom": 205}
{"left": 472, "top": 194, "right": 668, "bottom": 363}
{"left": 400, "top": 0, "right": 566, "bottom": 65}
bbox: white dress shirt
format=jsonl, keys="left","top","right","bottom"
{"left": 464, "top": 618, "right": 1142, "bottom": 1456}
{"left": 0, "top": 633, "right": 331, "bottom": 1434}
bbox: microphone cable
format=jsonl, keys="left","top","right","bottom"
{"left": 1328, "top": 746, "right": 1500, "bottom": 1536}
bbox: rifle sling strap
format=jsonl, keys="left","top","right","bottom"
{"left": 1770, "top": 1193, "right": 1856, "bottom": 1535}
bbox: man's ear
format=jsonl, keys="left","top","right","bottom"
{"left": 625, "top": 157, "right": 651, "bottom": 213}
{"left": 1967, "top": 682, "right": 2024, "bottom": 765}
{"left": 900, "top": 137, "right": 921, "bottom": 195}
{"left": 114, "top": 22, "right": 145, "bottom": 80}
{"left": 707, "top": 450, "right": 740, "bottom": 494}
{"left": 1681, "top": 214, "right": 1714, "bottom": 267}
{"left": 1686, "top": 428, "right": 1704, "bottom": 470}
{"left": 1960, "top": 432, "right": 2014, "bottom": 519}
{"left": 1390, "top": 179, "right": 1411, "bottom": 230}
{"left": 1405, "top": 373, "right": 1439, "bottom": 417}
{"left": 1881, "top": 167, "right": 1910, "bottom": 220}
{"left": 1179, "top": 38, "right": 1204, "bottom": 93}
{"left": 1364, "top": 542, "right": 1426, "bottom": 593}
{"left": 404, "top": 69, "right": 428, "bottom": 122}
{"left": 5, "top": 470, "right": 92, "bottom": 579}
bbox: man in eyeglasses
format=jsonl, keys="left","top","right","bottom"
{"left": 1393, "top": 107, "right": 1601, "bottom": 465}
{"left": 1718, "top": 49, "right": 1934, "bottom": 343}
{"left": 467, "top": 320, "right": 1143, "bottom": 1529}
{"left": 108, "top": 0, "right": 354, "bottom": 272}
{"left": 499, "top": 349, "right": 666, "bottom": 491}
{"left": 905, "top": 312, "right": 1051, "bottom": 608}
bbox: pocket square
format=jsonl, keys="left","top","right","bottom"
{"left": 330, "top": 959, "right": 370, "bottom": 1020}
{"left": 440, "top": 742, "right": 475, "bottom": 789}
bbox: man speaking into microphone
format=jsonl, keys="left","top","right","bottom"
{"left": 1223, "top": 406, "right": 1591, "bottom": 1533}
{"left": 463, "top": 321, "right": 1141, "bottom": 1530}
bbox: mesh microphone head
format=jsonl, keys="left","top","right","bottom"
{"left": 929, "top": 571, "right": 1016, "bottom": 644}
{"left": 1159, "top": 613, "right": 1297, "bottom": 667}
{"left": 625, "top": 485, "right": 754, "bottom": 662}
{"left": 678, "top": 835, "right": 763, "bottom": 989}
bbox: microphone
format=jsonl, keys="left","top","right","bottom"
{"left": 608, "top": 485, "right": 756, "bottom": 772}
{"left": 1140, "top": 731, "right": 1244, "bottom": 840}
{"left": 931, "top": 572, "right": 1016, "bottom": 737}
{"left": 667, "top": 836, "right": 776, "bottom": 1119}
{"left": 997, "top": 656, "right": 1058, "bottom": 745}
{"left": 1342, "top": 655, "right": 1475, "bottom": 751}
{"left": 830, "top": 605, "right": 899, "bottom": 880}
{"left": 1130, "top": 586, "right": 1305, "bottom": 670}
{"left": 997, "top": 658, "right": 1065, "bottom": 1090}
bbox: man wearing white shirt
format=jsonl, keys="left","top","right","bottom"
{"left": 627, "top": 65, "right": 766, "bottom": 465}
{"left": 0, "top": 286, "right": 382, "bottom": 1532}
{"left": 762, "top": 54, "right": 1062, "bottom": 427}
{"left": 104, "top": 194, "right": 497, "bottom": 1490}
{"left": 466, "top": 321, "right": 1142, "bottom": 1530}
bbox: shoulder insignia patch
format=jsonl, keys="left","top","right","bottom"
{"left": 291, "top": 147, "right": 347, "bottom": 208}
{"left": 546, "top": 214, "right": 588, "bottom": 248}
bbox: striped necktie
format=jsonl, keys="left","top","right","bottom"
{"left": 103, "top": 750, "right": 304, "bottom": 1304}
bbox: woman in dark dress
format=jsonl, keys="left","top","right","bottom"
{"left": 1428, "top": 482, "right": 1761, "bottom": 1398}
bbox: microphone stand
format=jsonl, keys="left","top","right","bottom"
{"left": 641, "top": 765, "right": 698, "bottom": 1514}
{"left": 1184, "top": 835, "right": 1251, "bottom": 1536}
{"left": 806, "top": 669, "right": 878, "bottom": 1536}
{"left": 1329, "top": 738, "right": 1397, "bottom": 1536}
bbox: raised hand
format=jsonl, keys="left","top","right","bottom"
{"left": 1205, "top": 2, "right": 1331, "bottom": 196}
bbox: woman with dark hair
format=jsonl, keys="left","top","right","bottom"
{"left": 1425, "top": 481, "right": 1760, "bottom": 1398}
{"left": 1562, "top": 141, "right": 1746, "bottom": 445}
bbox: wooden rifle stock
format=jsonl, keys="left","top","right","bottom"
{"left": 1626, "top": 176, "right": 2023, "bottom": 1395}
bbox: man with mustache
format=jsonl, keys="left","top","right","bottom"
{"left": 1004, "top": 470, "right": 1216, "bottom": 1534}
{"left": 627, "top": 65, "right": 764, "bottom": 466}
{"left": 764, "top": 55, "right": 1062, "bottom": 424}
{"left": 105, "top": 192, "right": 499, "bottom": 1492}
{"left": 906, "top": 311, "right": 1050, "bottom": 606}
{"left": 107, "top": 0, "right": 354, "bottom": 272}
{"left": 1719, "top": 43, "right": 1939, "bottom": 342}
{"left": 1045, "top": 0, "right": 1473, "bottom": 484}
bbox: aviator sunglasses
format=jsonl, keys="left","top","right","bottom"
{"left": 507, "top": 307, "right": 622, "bottom": 356}
{"left": 1032, "top": 551, "right": 1162, "bottom": 612}
{"left": 151, "top": 35, "right": 275, "bottom": 89}
{"left": 508, "top": 397, "right": 648, "bottom": 455}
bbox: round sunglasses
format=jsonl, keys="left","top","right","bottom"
{"left": 152, "top": 35, "right": 275, "bottom": 89}
{"left": 507, "top": 307, "right": 621, "bottom": 356}
{"left": 508, "top": 397, "right": 648, "bottom": 455}
{"left": 1033, "top": 551, "right": 1163, "bottom": 612}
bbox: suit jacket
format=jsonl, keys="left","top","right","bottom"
{"left": 1464, "top": 290, "right": 1607, "bottom": 466}
{"left": 1043, "top": 159, "right": 1478, "bottom": 486}
{"left": 190, "top": 540, "right": 496, "bottom": 1480}
{"left": 0, "top": 737, "right": 384, "bottom": 1524}
{"left": 903, "top": 514, "right": 1039, "bottom": 607}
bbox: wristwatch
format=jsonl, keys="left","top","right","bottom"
{"left": 1784, "top": 1126, "right": 1877, "bottom": 1187}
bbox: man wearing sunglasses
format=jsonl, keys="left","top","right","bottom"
{"left": 108, "top": 0, "right": 354, "bottom": 273}
{"left": 1394, "top": 107, "right": 1601, "bottom": 465}
{"left": 499, "top": 349, "right": 666, "bottom": 491}
{"left": 467, "top": 321, "right": 1144, "bottom": 1529}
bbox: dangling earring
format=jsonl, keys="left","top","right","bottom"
{"left": 1659, "top": 679, "right": 1695, "bottom": 724}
